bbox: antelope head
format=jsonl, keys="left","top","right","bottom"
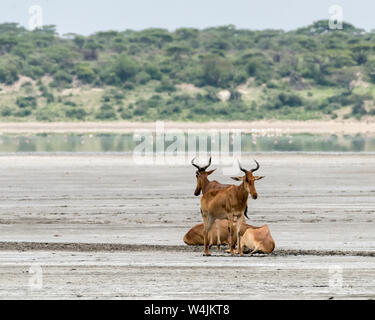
{"left": 191, "top": 156, "right": 216, "bottom": 196}
{"left": 231, "top": 160, "right": 265, "bottom": 199}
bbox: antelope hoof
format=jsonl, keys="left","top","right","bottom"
{"left": 203, "top": 252, "right": 211, "bottom": 256}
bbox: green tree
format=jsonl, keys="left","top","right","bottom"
{"left": 200, "top": 54, "right": 233, "bottom": 87}
{"left": 115, "top": 54, "right": 140, "bottom": 82}
{"left": 76, "top": 63, "right": 96, "bottom": 83}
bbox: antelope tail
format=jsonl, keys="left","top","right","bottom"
{"left": 244, "top": 206, "right": 249, "bottom": 219}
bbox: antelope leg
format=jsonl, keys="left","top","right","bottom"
{"left": 216, "top": 220, "right": 221, "bottom": 250}
{"left": 228, "top": 215, "right": 235, "bottom": 256}
{"left": 235, "top": 216, "right": 243, "bottom": 256}
{"left": 203, "top": 215, "right": 214, "bottom": 256}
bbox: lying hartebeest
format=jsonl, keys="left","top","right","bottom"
{"left": 200, "top": 160, "right": 264, "bottom": 256}
{"left": 183, "top": 219, "right": 248, "bottom": 246}
{"left": 239, "top": 224, "right": 275, "bottom": 254}
{"left": 183, "top": 220, "right": 275, "bottom": 254}
{"left": 191, "top": 157, "right": 248, "bottom": 249}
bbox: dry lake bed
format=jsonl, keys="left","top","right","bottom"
{"left": 0, "top": 153, "right": 374, "bottom": 299}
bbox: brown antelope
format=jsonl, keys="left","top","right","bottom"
{"left": 191, "top": 157, "right": 249, "bottom": 249}
{"left": 192, "top": 157, "right": 226, "bottom": 195}
{"left": 200, "top": 160, "right": 264, "bottom": 256}
{"left": 183, "top": 221, "right": 275, "bottom": 254}
{"left": 239, "top": 224, "right": 275, "bottom": 254}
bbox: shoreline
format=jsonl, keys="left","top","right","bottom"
{"left": 0, "top": 242, "right": 373, "bottom": 256}
{"left": 0, "top": 120, "right": 374, "bottom": 134}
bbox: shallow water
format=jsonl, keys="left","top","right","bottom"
{"left": 0, "top": 133, "right": 375, "bottom": 152}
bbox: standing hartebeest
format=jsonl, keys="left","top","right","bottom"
{"left": 200, "top": 160, "right": 264, "bottom": 256}
{"left": 183, "top": 220, "right": 275, "bottom": 254}
{"left": 191, "top": 156, "right": 249, "bottom": 249}
{"left": 192, "top": 156, "right": 231, "bottom": 196}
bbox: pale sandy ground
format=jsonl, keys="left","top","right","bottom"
{"left": 0, "top": 120, "right": 374, "bottom": 134}
{"left": 0, "top": 153, "right": 374, "bottom": 299}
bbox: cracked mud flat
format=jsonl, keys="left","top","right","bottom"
{"left": 0, "top": 153, "right": 374, "bottom": 299}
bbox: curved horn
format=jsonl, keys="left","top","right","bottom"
{"left": 191, "top": 157, "right": 201, "bottom": 170}
{"left": 237, "top": 160, "right": 248, "bottom": 174}
{"left": 251, "top": 160, "right": 260, "bottom": 173}
{"left": 202, "top": 156, "right": 211, "bottom": 171}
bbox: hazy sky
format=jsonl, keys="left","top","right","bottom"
{"left": 0, "top": 0, "right": 374, "bottom": 35}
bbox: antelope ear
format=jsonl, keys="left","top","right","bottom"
{"left": 231, "top": 176, "right": 245, "bottom": 181}
{"left": 206, "top": 169, "right": 216, "bottom": 176}
{"left": 254, "top": 176, "right": 265, "bottom": 180}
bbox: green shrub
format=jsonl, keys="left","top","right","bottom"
{"left": 245, "top": 56, "right": 272, "bottom": 84}
{"left": 123, "top": 82, "right": 134, "bottom": 90}
{"left": 191, "top": 104, "right": 212, "bottom": 115}
{"left": 266, "top": 81, "right": 278, "bottom": 89}
{"left": 16, "top": 96, "right": 37, "bottom": 108}
{"left": 1, "top": 106, "right": 12, "bottom": 117}
{"left": 145, "top": 64, "right": 162, "bottom": 80}
{"left": 155, "top": 79, "right": 176, "bottom": 92}
{"left": 41, "top": 91, "right": 54, "bottom": 103}
{"left": 112, "top": 91, "right": 125, "bottom": 100}
{"left": 146, "top": 95, "right": 163, "bottom": 108}
{"left": 263, "top": 99, "right": 282, "bottom": 110}
{"left": 14, "top": 108, "right": 32, "bottom": 117}
{"left": 331, "top": 113, "right": 338, "bottom": 119}
{"left": 102, "top": 95, "right": 111, "bottom": 102}
{"left": 233, "top": 71, "right": 248, "bottom": 85}
{"left": 351, "top": 102, "right": 367, "bottom": 118}
{"left": 135, "top": 71, "right": 151, "bottom": 84}
{"left": 65, "top": 107, "right": 87, "bottom": 120}
{"left": 213, "top": 104, "right": 230, "bottom": 115}
{"left": 278, "top": 93, "right": 303, "bottom": 106}
{"left": 0, "top": 64, "right": 19, "bottom": 85}
{"left": 76, "top": 63, "right": 96, "bottom": 83}
{"left": 115, "top": 54, "right": 140, "bottom": 81}
{"left": 229, "top": 89, "right": 242, "bottom": 101}
{"left": 204, "top": 87, "right": 220, "bottom": 102}
{"left": 200, "top": 54, "right": 234, "bottom": 87}
{"left": 52, "top": 70, "right": 73, "bottom": 86}
{"left": 160, "top": 104, "right": 181, "bottom": 116}
{"left": 63, "top": 100, "right": 77, "bottom": 107}
{"left": 35, "top": 107, "right": 57, "bottom": 121}
{"left": 95, "top": 104, "right": 117, "bottom": 120}
{"left": 133, "top": 101, "right": 147, "bottom": 116}
{"left": 24, "top": 65, "right": 44, "bottom": 79}
{"left": 120, "top": 109, "right": 133, "bottom": 119}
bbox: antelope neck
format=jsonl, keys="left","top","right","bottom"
{"left": 201, "top": 176, "right": 211, "bottom": 194}
{"left": 238, "top": 182, "right": 249, "bottom": 201}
